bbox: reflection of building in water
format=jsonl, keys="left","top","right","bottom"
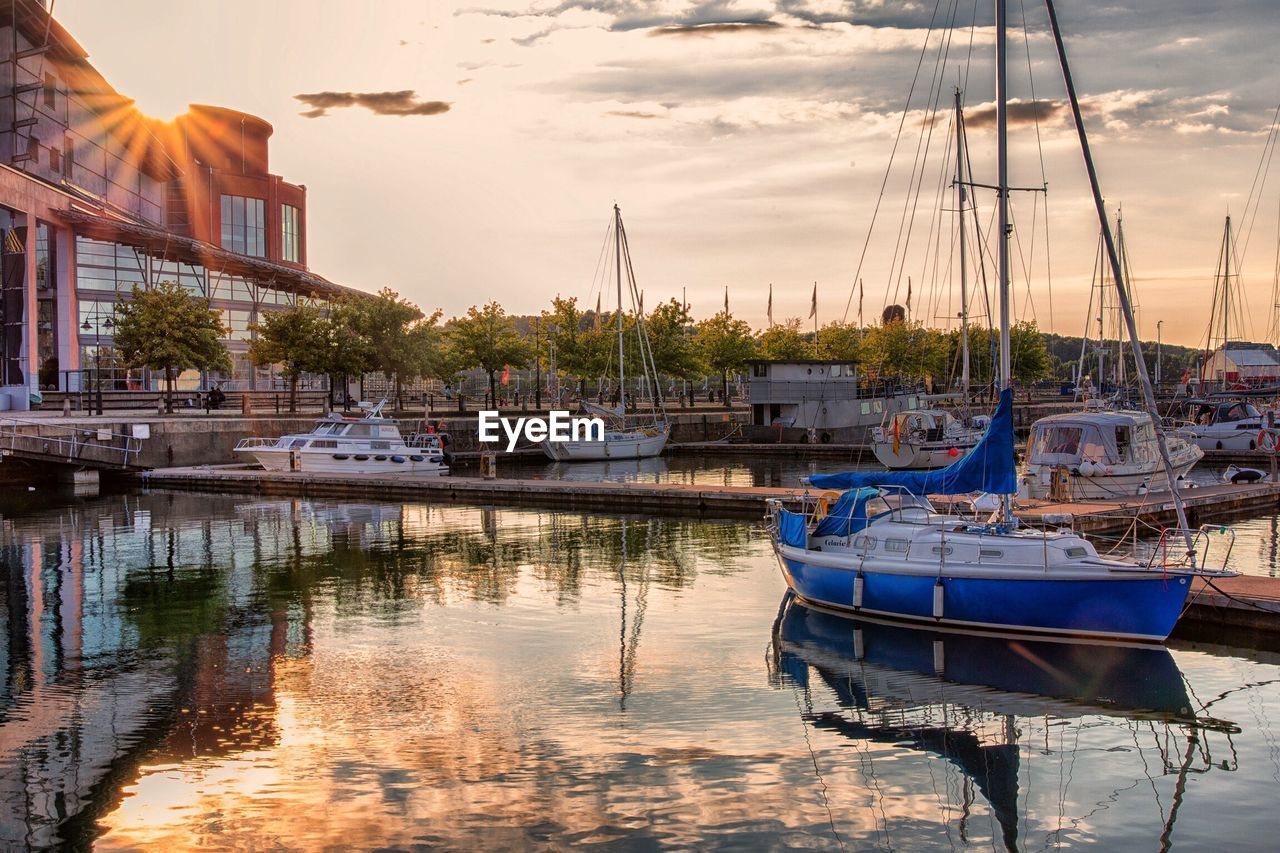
{"left": 770, "top": 596, "right": 1228, "bottom": 851}
{"left": 0, "top": 494, "right": 313, "bottom": 848}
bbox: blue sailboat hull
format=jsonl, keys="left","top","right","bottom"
{"left": 778, "top": 555, "right": 1193, "bottom": 641}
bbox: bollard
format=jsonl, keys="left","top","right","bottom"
{"left": 243, "top": 393, "right": 253, "bottom": 416}
{"left": 480, "top": 450, "right": 497, "bottom": 480}
{"left": 62, "top": 398, "right": 71, "bottom": 416}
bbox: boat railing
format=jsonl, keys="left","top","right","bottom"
{"left": 235, "top": 437, "right": 280, "bottom": 450}
{"left": 1146, "top": 525, "right": 1236, "bottom": 572}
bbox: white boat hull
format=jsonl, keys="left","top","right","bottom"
{"left": 541, "top": 429, "right": 668, "bottom": 461}
{"left": 239, "top": 447, "right": 449, "bottom": 476}
{"left": 1182, "top": 424, "right": 1263, "bottom": 452}
{"left": 872, "top": 439, "right": 979, "bottom": 469}
{"left": 1021, "top": 445, "right": 1202, "bottom": 500}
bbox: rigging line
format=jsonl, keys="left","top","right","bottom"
{"left": 1236, "top": 101, "right": 1280, "bottom": 266}
{"left": 1018, "top": 0, "right": 1053, "bottom": 333}
{"left": 920, "top": 113, "right": 959, "bottom": 324}
{"left": 888, "top": 0, "right": 965, "bottom": 310}
{"left": 841, "top": 0, "right": 949, "bottom": 322}
{"left": 790, "top": 684, "right": 850, "bottom": 853}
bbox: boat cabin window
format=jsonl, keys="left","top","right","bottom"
{"left": 854, "top": 535, "right": 876, "bottom": 550}
{"left": 863, "top": 496, "right": 894, "bottom": 519}
{"left": 873, "top": 401, "right": 884, "bottom": 413}
{"left": 371, "top": 441, "right": 391, "bottom": 450}
{"left": 1064, "top": 546, "right": 1088, "bottom": 558}
{"left": 289, "top": 438, "right": 307, "bottom": 449}
{"left": 1034, "top": 426, "right": 1081, "bottom": 456}
{"left": 907, "top": 397, "right": 918, "bottom": 410}
{"left": 979, "top": 548, "right": 1003, "bottom": 559}
{"left": 884, "top": 539, "right": 909, "bottom": 553}
{"left": 931, "top": 545, "right": 954, "bottom": 556}
{"left": 347, "top": 425, "right": 372, "bottom": 437}
{"left": 1115, "top": 425, "right": 1131, "bottom": 461}
{"left": 861, "top": 402, "right": 871, "bottom": 416}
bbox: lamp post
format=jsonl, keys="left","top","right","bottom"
{"left": 80, "top": 307, "right": 113, "bottom": 415}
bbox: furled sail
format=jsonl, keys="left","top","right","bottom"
{"left": 808, "top": 388, "right": 1016, "bottom": 496}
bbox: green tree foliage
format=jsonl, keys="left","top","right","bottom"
{"left": 645, "top": 298, "right": 701, "bottom": 380}
{"left": 816, "top": 321, "right": 863, "bottom": 362}
{"left": 859, "top": 321, "right": 948, "bottom": 385}
{"left": 694, "top": 311, "right": 755, "bottom": 406}
{"left": 112, "top": 280, "right": 230, "bottom": 412}
{"left": 755, "top": 318, "right": 812, "bottom": 361}
{"left": 448, "top": 301, "right": 534, "bottom": 403}
{"left": 248, "top": 304, "right": 328, "bottom": 412}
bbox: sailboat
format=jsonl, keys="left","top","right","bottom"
{"left": 541, "top": 205, "right": 670, "bottom": 461}
{"left": 872, "top": 90, "right": 986, "bottom": 470}
{"left": 766, "top": 0, "right": 1235, "bottom": 641}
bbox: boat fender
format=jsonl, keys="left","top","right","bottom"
{"left": 853, "top": 574, "right": 864, "bottom": 609}
{"left": 932, "top": 581, "right": 944, "bottom": 620}
{"left": 410, "top": 455, "right": 425, "bottom": 463}
{"left": 332, "top": 454, "right": 350, "bottom": 460}
{"left": 429, "top": 456, "right": 443, "bottom": 463}
{"left": 1078, "top": 460, "right": 1095, "bottom": 477}
{"left": 390, "top": 455, "right": 405, "bottom": 463}
{"left": 374, "top": 455, "right": 388, "bottom": 461}
{"left": 354, "top": 454, "right": 369, "bottom": 461}
{"left": 820, "top": 431, "right": 832, "bottom": 444}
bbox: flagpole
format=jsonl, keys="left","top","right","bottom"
{"left": 812, "top": 281, "right": 818, "bottom": 353}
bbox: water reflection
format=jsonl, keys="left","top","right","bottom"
{"left": 0, "top": 491, "right": 1277, "bottom": 850}
{"left": 770, "top": 596, "right": 1243, "bottom": 851}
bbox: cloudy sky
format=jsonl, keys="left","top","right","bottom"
{"left": 57, "top": 1, "right": 1280, "bottom": 346}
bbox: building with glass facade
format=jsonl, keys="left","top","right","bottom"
{"left": 0, "top": 0, "right": 357, "bottom": 408}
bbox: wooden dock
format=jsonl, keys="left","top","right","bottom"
{"left": 138, "top": 465, "right": 1280, "bottom": 533}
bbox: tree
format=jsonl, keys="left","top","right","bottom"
{"left": 248, "top": 304, "right": 327, "bottom": 412}
{"left": 1010, "top": 320, "right": 1051, "bottom": 384}
{"left": 694, "top": 311, "right": 755, "bottom": 407}
{"left": 346, "top": 288, "right": 433, "bottom": 407}
{"left": 645, "top": 298, "right": 701, "bottom": 383}
{"left": 112, "top": 280, "right": 230, "bottom": 413}
{"left": 755, "top": 318, "right": 811, "bottom": 361}
{"left": 448, "top": 301, "right": 534, "bottom": 404}
{"left": 318, "top": 298, "right": 375, "bottom": 407}
{"left": 859, "top": 321, "right": 948, "bottom": 385}
{"left": 816, "top": 321, "right": 863, "bottom": 362}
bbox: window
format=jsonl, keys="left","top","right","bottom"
{"left": 43, "top": 73, "right": 55, "bottom": 108}
{"left": 1064, "top": 546, "right": 1088, "bottom": 559}
{"left": 979, "top": 548, "right": 1004, "bottom": 559}
{"left": 63, "top": 136, "right": 73, "bottom": 178}
{"left": 220, "top": 194, "right": 266, "bottom": 257}
{"left": 854, "top": 536, "right": 876, "bottom": 550}
{"left": 49, "top": 147, "right": 60, "bottom": 173}
{"left": 884, "top": 539, "right": 909, "bottom": 553}
{"left": 931, "top": 545, "right": 954, "bottom": 556}
{"left": 281, "top": 204, "right": 300, "bottom": 262}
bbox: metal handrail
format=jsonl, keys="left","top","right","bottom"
{"left": 0, "top": 417, "right": 143, "bottom": 466}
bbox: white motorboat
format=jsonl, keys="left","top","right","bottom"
{"left": 1020, "top": 409, "right": 1202, "bottom": 500}
{"left": 541, "top": 204, "right": 668, "bottom": 462}
{"left": 235, "top": 400, "right": 449, "bottom": 475}
{"left": 1177, "top": 398, "right": 1267, "bottom": 451}
{"left": 871, "top": 408, "right": 987, "bottom": 469}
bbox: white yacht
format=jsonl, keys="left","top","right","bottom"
{"left": 235, "top": 401, "right": 449, "bottom": 475}
{"left": 1020, "top": 409, "right": 1202, "bottom": 500}
{"left": 871, "top": 407, "right": 987, "bottom": 469}
{"left": 1176, "top": 399, "right": 1267, "bottom": 451}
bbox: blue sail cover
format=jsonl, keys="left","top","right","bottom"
{"left": 809, "top": 388, "right": 1017, "bottom": 496}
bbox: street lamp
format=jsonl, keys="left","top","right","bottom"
{"left": 81, "top": 308, "right": 113, "bottom": 416}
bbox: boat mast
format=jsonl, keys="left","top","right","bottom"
{"left": 1044, "top": 0, "right": 1195, "bottom": 548}
{"left": 996, "top": 0, "right": 1012, "bottom": 527}
{"left": 955, "top": 88, "right": 971, "bottom": 403}
{"left": 615, "top": 204, "right": 625, "bottom": 409}
{"left": 1222, "top": 215, "right": 1232, "bottom": 392}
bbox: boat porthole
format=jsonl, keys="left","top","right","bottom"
{"left": 354, "top": 454, "right": 369, "bottom": 461}
{"left": 391, "top": 455, "right": 406, "bottom": 463}
{"left": 332, "top": 454, "right": 349, "bottom": 461}
{"left": 410, "top": 455, "right": 425, "bottom": 462}
{"left": 374, "top": 455, "right": 388, "bottom": 461}
{"left": 820, "top": 432, "right": 832, "bottom": 444}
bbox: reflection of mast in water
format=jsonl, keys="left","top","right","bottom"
{"left": 616, "top": 519, "right": 648, "bottom": 711}
{"left": 769, "top": 595, "right": 1237, "bottom": 852}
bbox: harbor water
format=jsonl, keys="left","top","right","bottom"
{"left": 2, "top": 488, "right": 1280, "bottom": 849}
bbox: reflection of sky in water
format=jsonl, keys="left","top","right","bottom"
{"left": 0, "top": 490, "right": 1277, "bottom": 850}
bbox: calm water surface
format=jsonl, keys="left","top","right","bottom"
{"left": 2, "top": 489, "right": 1280, "bottom": 850}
